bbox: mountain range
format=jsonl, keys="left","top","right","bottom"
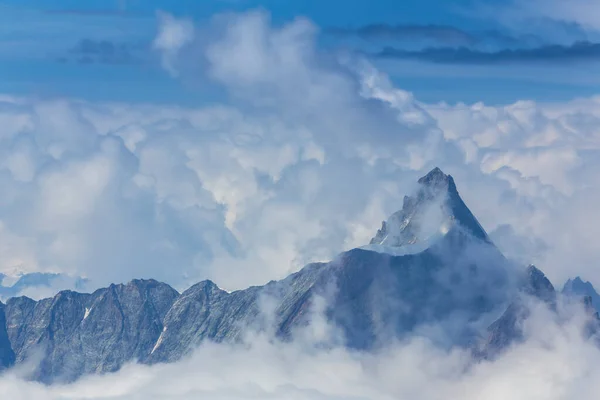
{"left": 0, "top": 167, "right": 594, "bottom": 383}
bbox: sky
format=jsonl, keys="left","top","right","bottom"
{"left": 3, "top": 0, "right": 600, "bottom": 104}
{"left": 3, "top": 0, "right": 600, "bottom": 398}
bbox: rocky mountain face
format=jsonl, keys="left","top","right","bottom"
{"left": 370, "top": 167, "right": 488, "bottom": 247}
{"left": 0, "top": 168, "right": 582, "bottom": 382}
{"left": 3, "top": 279, "right": 178, "bottom": 382}
{"left": 0, "top": 303, "right": 14, "bottom": 370}
{"left": 478, "top": 264, "right": 557, "bottom": 359}
{"left": 563, "top": 277, "right": 600, "bottom": 313}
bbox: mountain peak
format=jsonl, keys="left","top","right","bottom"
{"left": 418, "top": 167, "right": 449, "bottom": 185}
{"left": 524, "top": 265, "right": 556, "bottom": 303}
{"left": 563, "top": 276, "right": 600, "bottom": 313}
{"left": 417, "top": 167, "right": 459, "bottom": 197}
{"left": 564, "top": 276, "right": 594, "bottom": 292}
{"left": 369, "top": 167, "right": 488, "bottom": 249}
{"left": 573, "top": 277, "right": 586, "bottom": 285}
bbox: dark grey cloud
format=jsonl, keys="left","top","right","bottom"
{"left": 327, "top": 24, "right": 542, "bottom": 48}
{"left": 374, "top": 41, "right": 600, "bottom": 64}
{"left": 57, "top": 38, "right": 145, "bottom": 65}
{"left": 329, "top": 24, "right": 477, "bottom": 46}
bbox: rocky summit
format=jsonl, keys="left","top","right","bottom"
{"left": 0, "top": 168, "right": 577, "bottom": 383}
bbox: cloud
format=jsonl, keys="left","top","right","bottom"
{"left": 0, "top": 11, "right": 444, "bottom": 291}
{"left": 0, "top": 272, "right": 87, "bottom": 301}
{"left": 423, "top": 98, "right": 600, "bottom": 286}
{"left": 1, "top": 9, "right": 600, "bottom": 299}
{"left": 489, "top": 224, "right": 548, "bottom": 266}
{"left": 508, "top": 0, "right": 600, "bottom": 31}
{"left": 153, "top": 12, "right": 194, "bottom": 76}
{"left": 58, "top": 39, "right": 144, "bottom": 65}
{"left": 327, "top": 23, "right": 541, "bottom": 49}
{"left": 375, "top": 41, "right": 600, "bottom": 64}
{"left": 4, "top": 7, "right": 600, "bottom": 398}
{"left": 323, "top": 10, "right": 600, "bottom": 71}
{"left": 328, "top": 24, "right": 478, "bottom": 46}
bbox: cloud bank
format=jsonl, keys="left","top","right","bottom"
{"left": 0, "top": 10, "right": 598, "bottom": 294}
{"left": 0, "top": 7, "right": 600, "bottom": 294}
{"left": 0, "top": 294, "right": 599, "bottom": 400}
{"left": 0, "top": 11, "right": 446, "bottom": 292}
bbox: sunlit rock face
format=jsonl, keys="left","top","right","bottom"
{"left": 0, "top": 168, "right": 566, "bottom": 383}
{"left": 3, "top": 280, "right": 178, "bottom": 383}
{"left": 369, "top": 167, "right": 488, "bottom": 249}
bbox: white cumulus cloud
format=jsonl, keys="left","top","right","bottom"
{"left": 0, "top": 10, "right": 599, "bottom": 297}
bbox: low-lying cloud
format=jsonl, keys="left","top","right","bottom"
{"left": 0, "top": 294, "right": 598, "bottom": 399}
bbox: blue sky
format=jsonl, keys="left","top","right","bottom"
{"left": 2, "top": 0, "right": 600, "bottom": 104}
